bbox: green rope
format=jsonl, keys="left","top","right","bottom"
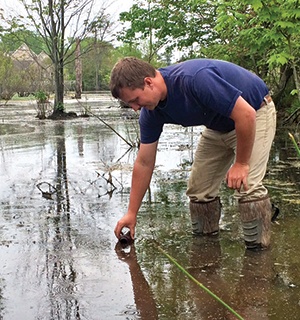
{"left": 156, "top": 244, "right": 244, "bottom": 320}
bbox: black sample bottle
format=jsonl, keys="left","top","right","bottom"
{"left": 119, "top": 230, "right": 133, "bottom": 247}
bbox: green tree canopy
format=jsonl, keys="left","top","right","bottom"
{"left": 119, "top": 0, "right": 300, "bottom": 108}
{"left": 0, "top": 30, "right": 47, "bottom": 54}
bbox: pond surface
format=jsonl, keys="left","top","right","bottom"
{"left": 1, "top": 95, "right": 300, "bottom": 320}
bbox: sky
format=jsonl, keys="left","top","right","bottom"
{"left": 0, "top": 0, "right": 134, "bottom": 20}
{"left": 0, "top": 0, "right": 135, "bottom": 42}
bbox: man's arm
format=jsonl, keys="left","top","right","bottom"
{"left": 227, "top": 96, "right": 256, "bottom": 191}
{"left": 114, "top": 141, "right": 158, "bottom": 239}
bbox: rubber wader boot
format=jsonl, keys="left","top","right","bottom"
{"left": 239, "top": 197, "right": 272, "bottom": 251}
{"left": 189, "top": 197, "right": 221, "bottom": 236}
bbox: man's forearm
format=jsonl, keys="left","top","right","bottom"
{"left": 230, "top": 96, "right": 256, "bottom": 165}
{"left": 127, "top": 160, "right": 155, "bottom": 215}
{"left": 235, "top": 119, "right": 255, "bottom": 165}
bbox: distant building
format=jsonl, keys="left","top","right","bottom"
{"left": 10, "top": 44, "right": 54, "bottom": 95}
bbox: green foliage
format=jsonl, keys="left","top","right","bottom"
{"left": 115, "top": 43, "right": 143, "bottom": 59}
{"left": 118, "top": 0, "right": 219, "bottom": 62}
{"left": 268, "top": 52, "right": 291, "bottom": 67}
{"left": 119, "top": 0, "right": 300, "bottom": 108}
{"left": 35, "top": 90, "right": 48, "bottom": 103}
{"left": 291, "top": 89, "right": 298, "bottom": 96}
{"left": 288, "top": 132, "right": 300, "bottom": 158}
{"left": 3, "top": 0, "right": 115, "bottom": 111}
{"left": 0, "top": 51, "right": 23, "bottom": 102}
{"left": 64, "top": 41, "right": 139, "bottom": 91}
{"left": 118, "top": 1, "right": 171, "bottom": 61}
{"left": 0, "top": 30, "right": 47, "bottom": 54}
{"left": 56, "top": 102, "right": 64, "bottom": 112}
{"left": 0, "top": 52, "right": 13, "bottom": 82}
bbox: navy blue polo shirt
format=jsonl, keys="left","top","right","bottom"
{"left": 139, "top": 59, "right": 269, "bottom": 144}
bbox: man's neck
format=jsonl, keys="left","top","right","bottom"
{"left": 155, "top": 70, "right": 167, "bottom": 101}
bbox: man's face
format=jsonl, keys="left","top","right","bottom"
{"left": 119, "top": 78, "right": 160, "bottom": 112}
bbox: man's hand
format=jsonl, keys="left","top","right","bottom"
{"left": 114, "top": 141, "right": 158, "bottom": 240}
{"left": 226, "top": 162, "right": 250, "bottom": 191}
{"left": 114, "top": 212, "right": 137, "bottom": 239}
{"left": 228, "top": 96, "right": 256, "bottom": 192}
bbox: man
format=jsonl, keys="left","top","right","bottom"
{"left": 110, "top": 57, "right": 276, "bottom": 251}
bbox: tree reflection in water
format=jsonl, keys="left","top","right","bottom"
{"left": 42, "top": 123, "right": 80, "bottom": 319}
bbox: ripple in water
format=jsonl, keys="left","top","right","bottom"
{"left": 118, "top": 304, "right": 141, "bottom": 319}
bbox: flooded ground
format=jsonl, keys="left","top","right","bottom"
{"left": 1, "top": 94, "right": 300, "bottom": 320}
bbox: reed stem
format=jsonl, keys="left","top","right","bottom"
{"left": 156, "top": 244, "right": 244, "bottom": 320}
{"left": 288, "top": 132, "right": 300, "bottom": 158}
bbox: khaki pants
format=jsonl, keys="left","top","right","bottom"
{"left": 186, "top": 101, "right": 276, "bottom": 202}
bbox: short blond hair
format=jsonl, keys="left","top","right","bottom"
{"left": 110, "top": 57, "right": 156, "bottom": 99}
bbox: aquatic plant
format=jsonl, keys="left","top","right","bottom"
{"left": 288, "top": 132, "right": 300, "bottom": 158}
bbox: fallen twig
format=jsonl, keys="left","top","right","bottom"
{"left": 76, "top": 99, "right": 134, "bottom": 148}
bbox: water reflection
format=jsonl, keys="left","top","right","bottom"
{"left": 77, "top": 125, "right": 84, "bottom": 157}
{"left": 231, "top": 250, "right": 273, "bottom": 320}
{"left": 187, "top": 237, "right": 234, "bottom": 319}
{"left": 125, "top": 122, "right": 300, "bottom": 319}
{"left": 1, "top": 101, "right": 300, "bottom": 319}
{"left": 0, "top": 111, "right": 135, "bottom": 319}
{"left": 55, "top": 123, "right": 70, "bottom": 212}
{"left": 44, "top": 124, "right": 79, "bottom": 319}
{"left": 115, "top": 243, "right": 158, "bottom": 320}
{"left": 0, "top": 282, "right": 4, "bottom": 319}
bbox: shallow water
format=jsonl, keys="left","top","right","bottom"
{"left": 1, "top": 95, "right": 300, "bottom": 320}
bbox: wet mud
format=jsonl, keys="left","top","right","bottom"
{"left": 1, "top": 95, "right": 300, "bottom": 320}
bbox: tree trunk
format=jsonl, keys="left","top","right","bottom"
{"left": 272, "top": 65, "right": 293, "bottom": 107}
{"left": 48, "top": 0, "right": 64, "bottom": 114}
{"left": 288, "top": 37, "right": 300, "bottom": 103}
{"left": 75, "top": 38, "right": 82, "bottom": 99}
{"left": 94, "top": 33, "right": 100, "bottom": 91}
{"left": 53, "top": 61, "right": 64, "bottom": 113}
{"left": 292, "top": 63, "right": 300, "bottom": 103}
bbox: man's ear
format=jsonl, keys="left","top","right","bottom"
{"left": 144, "top": 77, "right": 154, "bottom": 88}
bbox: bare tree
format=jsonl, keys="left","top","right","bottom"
{"left": 8, "top": 0, "right": 113, "bottom": 116}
